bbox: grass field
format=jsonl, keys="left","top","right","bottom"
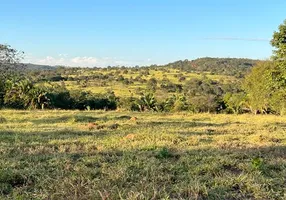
{"left": 64, "top": 68, "right": 236, "bottom": 98}
{"left": 1, "top": 110, "right": 286, "bottom": 199}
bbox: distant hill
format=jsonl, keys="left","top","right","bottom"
{"left": 22, "top": 57, "right": 261, "bottom": 77}
{"left": 155, "top": 57, "right": 260, "bottom": 77}
{"left": 23, "top": 63, "right": 56, "bottom": 70}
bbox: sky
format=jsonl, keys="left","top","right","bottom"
{"left": 1, "top": 0, "right": 286, "bottom": 67}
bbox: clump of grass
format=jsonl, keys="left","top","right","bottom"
{"left": 108, "top": 123, "right": 119, "bottom": 130}
{"left": 0, "top": 116, "right": 7, "bottom": 123}
{"left": 156, "top": 147, "right": 173, "bottom": 159}
{"left": 69, "top": 115, "right": 98, "bottom": 123}
{"left": 251, "top": 157, "right": 264, "bottom": 170}
{"left": 0, "top": 169, "right": 28, "bottom": 195}
{"left": 0, "top": 183, "right": 12, "bottom": 195}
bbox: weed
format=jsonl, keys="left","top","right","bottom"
{"left": 251, "top": 157, "right": 264, "bottom": 170}
{"left": 156, "top": 147, "right": 172, "bottom": 159}
{"left": 0, "top": 116, "right": 6, "bottom": 123}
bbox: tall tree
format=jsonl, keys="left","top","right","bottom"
{"left": 0, "top": 44, "right": 24, "bottom": 107}
{"left": 0, "top": 44, "right": 24, "bottom": 79}
{"left": 271, "top": 19, "right": 286, "bottom": 62}
{"left": 270, "top": 19, "right": 286, "bottom": 89}
{"left": 243, "top": 19, "right": 286, "bottom": 115}
{"left": 243, "top": 61, "right": 274, "bottom": 114}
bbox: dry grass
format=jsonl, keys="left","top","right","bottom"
{"left": 0, "top": 110, "right": 286, "bottom": 199}
{"left": 64, "top": 68, "right": 235, "bottom": 98}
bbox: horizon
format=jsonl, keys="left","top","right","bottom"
{"left": 2, "top": 0, "right": 285, "bottom": 67}
{"left": 23, "top": 56, "right": 261, "bottom": 68}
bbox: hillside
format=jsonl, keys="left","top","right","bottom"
{"left": 23, "top": 63, "right": 56, "bottom": 70}
{"left": 22, "top": 57, "right": 259, "bottom": 76}
{"left": 156, "top": 57, "right": 259, "bottom": 77}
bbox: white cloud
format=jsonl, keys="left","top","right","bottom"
{"left": 23, "top": 54, "right": 152, "bottom": 67}
{"left": 58, "top": 53, "right": 68, "bottom": 57}
{"left": 71, "top": 57, "right": 97, "bottom": 65}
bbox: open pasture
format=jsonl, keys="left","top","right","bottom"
{"left": 0, "top": 110, "right": 286, "bottom": 199}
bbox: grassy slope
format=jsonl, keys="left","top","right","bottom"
{"left": 0, "top": 110, "right": 286, "bottom": 199}
{"left": 65, "top": 69, "right": 236, "bottom": 98}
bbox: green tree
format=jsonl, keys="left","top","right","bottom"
{"left": 146, "top": 78, "right": 157, "bottom": 92}
{"left": 243, "top": 61, "right": 274, "bottom": 114}
{"left": 0, "top": 44, "right": 24, "bottom": 79}
{"left": 242, "top": 19, "right": 286, "bottom": 115}
{"left": 271, "top": 19, "right": 286, "bottom": 62}
{"left": 270, "top": 19, "right": 286, "bottom": 114}
{"left": 0, "top": 44, "right": 24, "bottom": 108}
{"left": 270, "top": 19, "right": 286, "bottom": 96}
{"left": 223, "top": 92, "right": 247, "bottom": 114}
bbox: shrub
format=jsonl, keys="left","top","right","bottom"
{"left": 47, "top": 90, "right": 73, "bottom": 109}
{"left": 156, "top": 147, "right": 172, "bottom": 159}
{"left": 70, "top": 90, "right": 117, "bottom": 110}
{"left": 137, "top": 93, "right": 158, "bottom": 112}
{"left": 164, "top": 95, "right": 188, "bottom": 112}
{"left": 118, "top": 97, "right": 140, "bottom": 111}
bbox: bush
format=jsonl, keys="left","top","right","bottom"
{"left": 70, "top": 90, "right": 117, "bottom": 110}
{"left": 156, "top": 147, "right": 173, "bottom": 159}
{"left": 188, "top": 95, "right": 221, "bottom": 113}
{"left": 47, "top": 90, "right": 73, "bottom": 109}
{"left": 164, "top": 95, "right": 188, "bottom": 112}
{"left": 137, "top": 93, "right": 158, "bottom": 112}
{"left": 118, "top": 97, "right": 140, "bottom": 111}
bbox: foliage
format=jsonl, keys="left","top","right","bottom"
{"left": 164, "top": 94, "right": 188, "bottom": 112}
{"left": 223, "top": 92, "right": 247, "bottom": 114}
{"left": 156, "top": 57, "right": 257, "bottom": 76}
{"left": 137, "top": 93, "right": 158, "bottom": 112}
{"left": 0, "top": 45, "right": 24, "bottom": 108}
{"left": 243, "top": 61, "right": 276, "bottom": 114}
{"left": 251, "top": 157, "right": 264, "bottom": 171}
{"left": 156, "top": 147, "right": 172, "bottom": 159}
{"left": 271, "top": 19, "right": 286, "bottom": 62}
{"left": 2, "top": 35, "right": 286, "bottom": 114}
{"left": 242, "top": 18, "right": 286, "bottom": 115}
{"left": 118, "top": 97, "right": 140, "bottom": 111}
{"left": 146, "top": 78, "right": 157, "bottom": 92}
{"left": 70, "top": 90, "right": 117, "bottom": 110}
{"left": 0, "top": 44, "right": 24, "bottom": 80}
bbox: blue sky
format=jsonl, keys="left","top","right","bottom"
{"left": 1, "top": 0, "right": 286, "bottom": 67}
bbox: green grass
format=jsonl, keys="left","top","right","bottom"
{"left": 64, "top": 68, "right": 236, "bottom": 98}
{"left": 1, "top": 110, "right": 286, "bottom": 199}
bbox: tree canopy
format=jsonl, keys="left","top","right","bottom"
{"left": 243, "top": 19, "right": 286, "bottom": 115}
{"left": 271, "top": 19, "right": 286, "bottom": 62}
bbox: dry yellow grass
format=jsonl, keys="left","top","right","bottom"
{"left": 1, "top": 110, "right": 286, "bottom": 199}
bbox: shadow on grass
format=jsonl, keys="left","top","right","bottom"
{"left": 1, "top": 129, "right": 286, "bottom": 200}
{"left": 0, "top": 129, "right": 109, "bottom": 144}
{"left": 138, "top": 121, "right": 230, "bottom": 128}
{"left": 268, "top": 122, "right": 286, "bottom": 129}
{"left": 31, "top": 115, "right": 102, "bottom": 124}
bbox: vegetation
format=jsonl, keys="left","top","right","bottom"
{"left": 156, "top": 57, "right": 258, "bottom": 77}
{"left": 0, "top": 46, "right": 252, "bottom": 113}
{"left": 1, "top": 110, "right": 286, "bottom": 199}
{"left": 242, "top": 19, "right": 286, "bottom": 115}
{"left": 1, "top": 18, "right": 286, "bottom": 199}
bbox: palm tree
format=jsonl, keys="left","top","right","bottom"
{"left": 137, "top": 93, "right": 157, "bottom": 111}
